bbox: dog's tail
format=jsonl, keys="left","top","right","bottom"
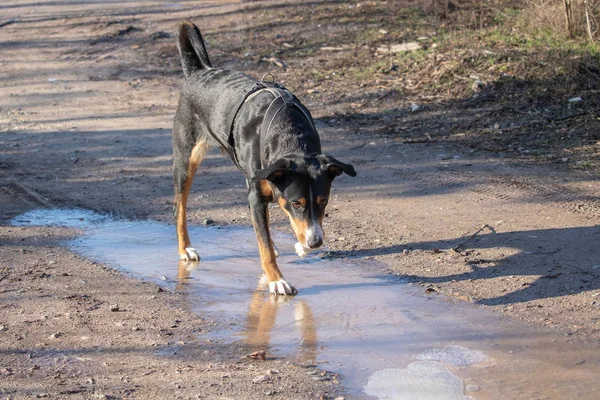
{"left": 178, "top": 20, "right": 212, "bottom": 78}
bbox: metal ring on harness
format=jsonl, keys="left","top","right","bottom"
{"left": 260, "top": 73, "right": 275, "bottom": 84}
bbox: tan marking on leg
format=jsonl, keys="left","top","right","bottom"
{"left": 176, "top": 140, "right": 208, "bottom": 258}
{"left": 253, "top": 209, "right": 283, "bottom": 283}
{"left": 250, "top": 204, "right": 286, "bottom": 286}
{"left": 259, "top": 179, "right": 273, "bottom": 201}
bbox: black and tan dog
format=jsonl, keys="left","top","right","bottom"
{"left": 172, "top": 21, "right": 356, "bottom": 295}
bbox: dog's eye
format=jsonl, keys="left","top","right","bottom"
{"left": 319, "top": 199, "right": 328, "bottom": 208}
{"left": 292, "top": 202, "right": 303, "bottom": 209}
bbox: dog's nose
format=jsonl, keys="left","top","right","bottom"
{"left": 305, "top": 225, "right": 323, "bottom": 249}
{"left": 306, "top": 233, "right": 323, "bottom": 249}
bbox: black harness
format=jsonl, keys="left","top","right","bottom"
{"left": 225, "top": 77, "right": 316, "bottom": 177}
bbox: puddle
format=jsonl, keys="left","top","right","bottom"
{"left": 12, "top": 209, "right": 600, "bottom": 399}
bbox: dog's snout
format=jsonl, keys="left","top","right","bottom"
{"left": 307, "top": 235, "right": 323, "bottom": 249}
{"left": 306, "top": 226, "right": 323, "bottom": 249}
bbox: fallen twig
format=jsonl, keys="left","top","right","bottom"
{"left": 452, "top": 224, "right": 495, "bottom": 251}
{"left": 261, "top": 57, "right": 287, "bottom": 69}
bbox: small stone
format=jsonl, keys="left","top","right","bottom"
{"left": 109, "top": 304, "right": 119, "bottom": 312}
{"left": 0, "top": 325, "right": 8, "bottom": 332}
{"left": 252, "top": 375, "right": 271, "bottom": 384}
{"left": 466, "top": 384, "right": 480, "bottom": 392}
{"left": 202, "top": 218, "right": 215, "bottom": 225}
{"left": 48, "top": 332, "right": 62, "bottom": 339}
{"left": 568, "top": 97, "right": 582, "bottom": 103}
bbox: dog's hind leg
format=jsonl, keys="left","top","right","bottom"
{"left": 248, "top": 184, "right": 297, "bottom": 295}
{"left": 174, "top": 138, "right": 209, "bottom": 261}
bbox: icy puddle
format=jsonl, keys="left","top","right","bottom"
{"left": 12, "top": 209, "right": 600, "bottom": 399}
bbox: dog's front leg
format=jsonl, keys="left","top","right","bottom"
{"left": 248, "top": 187, "right": 297, "bottom": 295}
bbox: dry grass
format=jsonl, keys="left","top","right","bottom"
{"left": 521, "top": 0, "right": 599, "bottom": 40}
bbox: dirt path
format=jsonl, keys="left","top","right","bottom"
{"left": 1, "top": 0, "right": 600, "bottom": 398}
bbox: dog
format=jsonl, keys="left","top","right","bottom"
{"left": 172, "top": 20, "right": 356, "bottom": 295}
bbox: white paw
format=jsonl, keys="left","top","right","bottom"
{"left": 295, "top": 242, "right": 313, "bottom": 258}
{"left": 180, "top": 247, "right": 200, "bottom": 261}
{"left": 269, "top": 279, "right": 298, "bottom": 296}
{"left": 273, "top": 242, "right": 280, "bottom": 258}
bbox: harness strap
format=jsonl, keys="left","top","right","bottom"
{"left": 225, "top": 81, "right": 275, "bottom": 174}
{"left": 260, "top": 88, "right": 316, "bottom": 138}
{"left": 226, "top": 79, "right": 316, "bottom": 179}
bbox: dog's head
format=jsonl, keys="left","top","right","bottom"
{"left": 251, "top": 155, "right": 356, "bottom": 251}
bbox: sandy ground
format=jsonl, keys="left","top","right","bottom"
{"left": 1, "top": 0, "right": 600, "bottom": 398}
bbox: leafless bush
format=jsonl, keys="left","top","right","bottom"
{"left": 522, "top": 0, "right": 599, "bottom": 40}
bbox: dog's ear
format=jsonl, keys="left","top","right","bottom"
{"left": 318, "top": 155, "right": 357, "bottom": 178}
{"left": 250, "top": 158, "right": 292, "bottom": 182}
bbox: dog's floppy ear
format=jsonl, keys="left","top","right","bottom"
{"left": 318, "top": 155, "right": 357, "bottom": 178}
{"left": 250, "top": 158, "right": 292, "bottom": 182}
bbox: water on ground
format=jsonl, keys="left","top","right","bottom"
{"left": 12, "top": 209, "right": 600, "bottom": 399}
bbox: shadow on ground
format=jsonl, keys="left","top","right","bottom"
{"left": 325, "top": 224, "right": 600, "bottom": 306}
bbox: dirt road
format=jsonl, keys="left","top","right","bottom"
{"left": 1, "top": 0, "right": 599, "bottom": 398}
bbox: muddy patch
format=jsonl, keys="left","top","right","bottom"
{"left": 12, "top": 209, "right": 600, "bottom": 399}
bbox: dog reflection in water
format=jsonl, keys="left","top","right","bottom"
{"left": 177, "top": 261, "right": 317, "bottom": 362}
